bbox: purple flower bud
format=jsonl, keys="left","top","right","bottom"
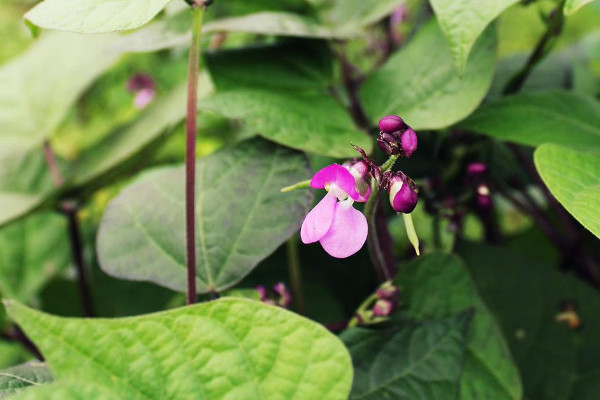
{"left": 372, "top": 299, "right": 395, "bottom": 317}
{"left": 345, "top": 160, "right": 371, "bottom": 202}
{"left": 126, "top": 73, "right": 154, "bottom": 92}
{"left": 376, "top": 281, "right": 399, "bottom": 300}
{"left": 476, "top": 184, "right": 492, "bottom": 209}
{"left": 467, "top": 162, "right": 487, "bottom": 176}
{"left": 273, "top": 282, "right": 292, "bottom": 308}
{"left": 379, "top": 115, "right": 405, "bottom": 133}
{"left": 389, "top": 174, "right": 418, "bottom": 214}
{"left": 400, "top": 128, "right": 417, "bottom": 157}
{"left": 256, "top": 285, "right": 267, "bottom": 301}
{"left": 377, "top": 131, "right": 401, "bottom": 156}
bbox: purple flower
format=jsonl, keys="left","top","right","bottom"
{"left": 273, "top": 282, "right": 292, "bottom": 308}
{"left": 476, "top": 184, "right": 493, "bottom": 209}
{"left": 301, "top": 164, "right": 369, "bottom": 258}
{"left": 467, "top": 162, "right": 487, "bottom": 176}
{"left": 388, "top": 174, "right": 418, "bottom": 214}
{"left": 126, "top": 73, "right": 155, "bottom": 109}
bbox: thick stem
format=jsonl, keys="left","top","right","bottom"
{"left": 286, "top": 238, "right": 305, "bottom": 315}
{"left": 185, "top": 5, "right": 205, "bottom": 305}
{"left": 63, "top": 201, "right": 95, "bottom": 317}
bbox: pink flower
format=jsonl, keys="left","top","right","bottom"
{"left": 301, "top": 164, "right": 369, "bottom": 258}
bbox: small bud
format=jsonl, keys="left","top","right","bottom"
{"left": 376, "top": 281, "right": 399, "bottom": 300}
{"left": 400, "top": 127, "right": 417, "bottom": 157}
{"left": 126, "top": 73, "right": 155, "bottom": 109}
{"left": 379, "top": 115, "right": 405, "bottom": 133}
{"left": 273, "top": 282, "right": 292, "bottom": 308}
{"left": 389, "top": 174, "right": 418, "bottom": 214}
{"left": 467, "top": 162, "right": 487, "bottom": 176}
{"left": 476, "top": 184, "right": 492, "bottom": 209}
{"left": 256, "top": 285, "right": 267, "bottom": 301}
{"left": 345, "top": 160, "right": 371, "bottom": 201}
{"left": 377, "top": 131, "right": 401, "bottom": 156}
{"left": 372, "top": 299, "right": 395, "bottom": 317}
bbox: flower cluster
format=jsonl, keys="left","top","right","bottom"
{"left": 299, "top": 115, "right": 420, "bottom": 258}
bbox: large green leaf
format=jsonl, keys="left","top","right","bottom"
{"left": 429, "top": 0, "right": 519, "bottom": 74}
{"left": 0, "top": 213, "right": 69, "bottom": 304}
{"left": 25, "top": 0, "right": 173, "bottom": 33}
{"left": 458, "top": 242, "right": 600, "bottom": 400}
{"left": 5, "top": 299, "right": 353, "bottom": 400}
{"left": 0, "top": 32, "right": 118, "bottom": 156}
{"left": 397, "top": 253, "right": 522, "bottom": 400}
{"left": 199, "top": 90, "right": 372, "bottom": 158}
{"left": 97, "top": 138, "right": 312, "bottom": 293}
{"left": 323, "top": 0, "right": 406, "bottom": 30}
{"left": 534, "top": 144, "right": 600, "bottom": 238}
{"left": 460, "top": 91, "right": 600, "bottom": 149}
{"left": 0, "top": 362, "right": 53, "bottom": 399}
{"left": 360, "top": 19, "right": 496, "bottom": 130}
{"left": 341, "top": 312, "right": 472, "bottom": 400}
{"left": 564, "top": 0, "right": 598, "bottom": 15}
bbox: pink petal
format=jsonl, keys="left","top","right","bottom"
{"left": 300, "top": 194, "right": 337, "bottom": 244}
{"left": 134, "top": 88, "right": 155, "bottom": 109}
{"left": 310, "top": 164, "right": 360, "bottom": 201}
{"left": 319, "top": 201, "right": 368, "bottom": 258}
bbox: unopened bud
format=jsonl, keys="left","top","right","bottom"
{"left": 376, "top": 281, "right": 399, "bottom": 300}
{"left": 256, "top": 285, "right": 267, "bottom": 301}
{"left": 467, "top": 162, "right": 487, "bottom": 176}
{"left": 400, "top": 128, "right": 417, "bottom": 157}
{"left": 476, "top": 184, "right": 492, "bottom": 209}
{"left": 372, "top": 299, "right": 395, "bottom": 317}
{"left": 273, "top": 282, "right": 292, "bottom": 308}
{"left": 378, "top": 115, "right": 405, "bottom": 133}
{"left": 345, "top": 160, "right": 371, "bottom": 201}
{"left": 389, "top": 174, "right": 418, "bottom": 214}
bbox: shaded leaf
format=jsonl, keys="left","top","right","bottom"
{"left": 430, "top": 0, "right": 519, "bottom": 73}
{"left": 97, "top": 138, "right": 312, "bottom": 293}
{"left": 323, "top": 0, "right": 406, "bottom": 29}
{"left": 341, "top": 312, "right": 472, "bottom": 400}
{"left": 460, "top": 91, "right": 600, "bottom": 149}
{"left": 0, "top": 362, "right": 52, "bottom": 399}
{"left": 564, "top": 0, "right": 597, "bottom": 15}
{"left": 397, "top": 253, "right": 522, "bottom": 400}
{"left": 534, "top": 144, "right": 600, "bottom": 238}
{"left": 25, "top": 0, "right": 174, "bottom": 34}
{"left": 360, "top": 19, "right": 496, "bottom": 130}
{"left": 5, "top": 299, "right": 352, "bottom": 400}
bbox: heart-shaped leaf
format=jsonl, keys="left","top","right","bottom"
{"left": 97, "top": 138, "right": 312, "bottom": 293}
{"left": 534, "top": 144, "right": 600, "bottom": 238}
{"left": 460, "top": 91, "right": 600, "bottom": 149}
{"left": 360, "top": 19, "right": 496, "bottom": 130}
{"left": 5, "top": 299, "right": 353, "bottom": 400}
{"left": 25, "top": 0, "right": 174, "bottom": 33}
{"left": 341, "top": 312, "right": 472, "bottom": 400}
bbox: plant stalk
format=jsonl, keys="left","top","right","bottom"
{"left": 286, "top": 238, "right": 305, "bottom": 315}
{"left": 185, "top": 4, "right": 205, "bottom": 305}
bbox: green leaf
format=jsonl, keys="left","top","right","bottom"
{"left": 429, "top": 0, "right": 519, "bottom": 74}
{"left": 360, "top": 19, "right": 496, "bottom": 130}
{"left": 341, "top": 312, "right": 472, "bottom": 400}
{"left": 97, "top": 138, "right": 312, "bottom": 293}
{"left": 323, "top": 0, "right": 406, "bottom": 30}
{"left": 199, "top": 91, "right": 372, "bottom": 158}
{"left": 564, "top": 0, "right": 598, "bottom": 15}
{"left": 5, "top": 299, "right": 353, "bottom": 400}
{"left": 534, "top": 144, "right": 600, "bottom": 238}
{"left": 0, "top": 361, "right": 53, "bottom": 399}
{"left": 458, "top": 241, "right": 600, "bottom": 400}
{"left": 0, "top": 342, "right": 31, "bottom": 370}
{"left": 397, "top": 253, "right": 522, "bottom": 400}
{"left": 0, "top": 213, "right": 69, "bottom": 303}
{"left": 25, "top": 0, "right": 173, "bottom": 34}
{"left": 0, "top": 32, "right": 119, "bottom": 155}
{"left": 460, "top": 91, "right": 600, "bottom": 149}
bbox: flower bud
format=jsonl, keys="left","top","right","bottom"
{"left": 256, "top": 285, "right": 267, "bottom": 301}
{"left": 476, "top": 184, "right": 492, "bottom": 209}
{"left": 372, "top": 299, "right": 395, "bottom": 317}
{"left": 400, "top": 127, "right": 417, "bottom": 157}
{"left": 273, "top": 282, "right": 292, "bottom": 308}
{"left": 378, "top": 115, "right": 405, "bottom": 133}
{"left": 376, "top": 281, "right": 399, "bottom": 300}
{"left": 467, "top": 162, "right": 487, "bottom": 176}
{"left": 377, "top": 131, "right": 401, "bottom": 156}
{"left": 389, "top": 174, "right": 418, "bottom": 214}
{"left": 345, "top": 160, "right": 371, "bottom": 202}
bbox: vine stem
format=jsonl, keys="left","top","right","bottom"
{"left": 185, "top": 3, "right": 206, "bottom": 305}
{"left": 286, "top": 238, "right": 305, "bottom": 315}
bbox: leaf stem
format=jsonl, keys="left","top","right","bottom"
{"left": 286, "top": 238, "right": 305, "bottom": 315}
{"left": 185, "top": 4, "right": 205, "bottom": 305}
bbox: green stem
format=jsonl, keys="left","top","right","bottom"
{"left": 286, "top": 238, "right": 305, "bottom": 315}
{"left": 281, "top": 179, "right": 311, "bottom": 193}
{"left": 185, "top": 4, "right": 205, "bottom": 305}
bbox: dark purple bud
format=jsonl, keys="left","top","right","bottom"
{"left": 400, "top": 127, "right": 417, "bottom": 157}
{"left": 376, "top": 281, "right": 399, "bottom": 300}
{"left": 467, "top": 162, "right": 487, "bottom": 176}
{"left": 273, "top": 282, "right": 292, "bottom": 308}
{"left": 377, "top": 131, "right": 401, "bottom": 156}
{"left": 372, "top": 299, "right": 395, "bottom": 317}
{"left": 256, "top": 285, "right": 267, "bottom": 301}
{"left": 126, "top": 73, "right": 154, "bottom": 92}
{"left": 379, "top": 115, "right": 405, "bottom": 133}
{"left": 389, "top": 174, "right": 418, "bottom": 214}
{"left": 476, "top": 184, "right": 492, "bottom": 209}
